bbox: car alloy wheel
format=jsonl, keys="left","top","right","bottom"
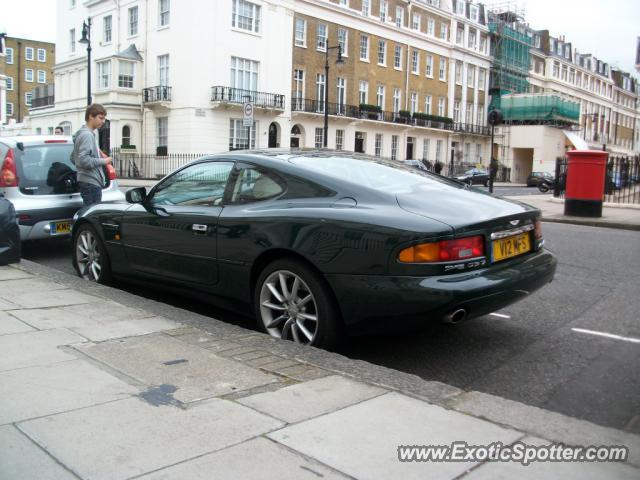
{"left": 255, "top": 259, "right": 342, "bottom": 349}
{"left": 259, "top": 269, "right": 319, "bottom": 344}
{"left": 74, "top": 225, "right": 111, "bottom": 284}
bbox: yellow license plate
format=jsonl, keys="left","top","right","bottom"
{"left": 51, "top": 221, "right": 72, "bottom": 235}
{"left": 492, "top": 232, "right": 531, "bottom": 262}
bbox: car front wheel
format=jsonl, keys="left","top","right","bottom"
{"left": 73, "top": 224, "right": 112, "bottom": 284}
{"left": 255, "top": 259, "right": 342, "bottom": 350}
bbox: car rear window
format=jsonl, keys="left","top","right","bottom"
{"left": 16, "top": 144, "right": 75, "bottom": 195}
{"left": 290, "top": 155, "right": 454, "bottom": 194}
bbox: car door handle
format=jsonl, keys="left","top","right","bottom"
{"left": 192, "top": 224, "right": 207, "bottom": 233}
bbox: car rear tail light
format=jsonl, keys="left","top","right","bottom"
{"left": 399, "top": 235, "right": 485, "bottom": 263}
{"left": 0, "top": 149, "right": 19, "bottom": 187}
{"left": 534, "top": 219, "right": 543, "bottom": 240}
{"left": 106, "top": 163, "right": 117, "bottom": 180}
{"left": 44, "top": 139, "right": 68, "bottom": 143}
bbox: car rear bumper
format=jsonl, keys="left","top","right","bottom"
{"left": 13, "top": 185, "right": 125, "bottom": 240}
{"left": 325, "top": 248, "right": 557, "bottom": 336}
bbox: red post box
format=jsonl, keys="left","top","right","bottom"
{"left": 564, "top": 150, "right": 608, "bottom": 217}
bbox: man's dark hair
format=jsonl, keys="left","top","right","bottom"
{"left": 54, "top": 126, "right": 63, "bottom": 133}
{"left": 85, "top": 103, "right": 107, "bottom": 121}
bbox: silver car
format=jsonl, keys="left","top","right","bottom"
{"left": 0, "top": 135, "right": 125, "bottom": 240}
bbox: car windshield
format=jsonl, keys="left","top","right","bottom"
{"left": 289, "top": 155, "right": 452, "bottom": 194}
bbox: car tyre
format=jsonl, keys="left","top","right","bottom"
{"left": 255, "top": 258, "right": 343, "bottom": 350}
{"left": 73, "top": 223, "right": 112, "bottom": 285}
{"left": 484, "top": 179, "right": 490, "bottom": 187}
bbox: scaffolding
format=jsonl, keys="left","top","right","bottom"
{"left": 499, "top": 94, "right": 581, "bottom": 125}
{"left": 487, "top": 1, "right": 531, "bottom": 110}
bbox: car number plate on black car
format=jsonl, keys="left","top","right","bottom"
{"left": 492, "top": 232, "right": 531, "bottom": 262}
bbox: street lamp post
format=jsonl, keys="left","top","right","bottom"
{"left": 323, "top": 44, "right": 344, "bottom": 148}
{"left": 78, "top": 17, "right": 92, "bottom": 105}
{"left": 487, "top": 108, "right": 503, "bottom": 194}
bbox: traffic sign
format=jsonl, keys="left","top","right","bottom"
{"left": 243, "top": 102, "right": 254, "bottom": 126}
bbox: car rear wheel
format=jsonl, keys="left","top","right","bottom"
{"left": 73, "top": 224, "right": 111, "bottom": 284}
{"left": 255, "top": 259, "right": 342, "bottom": 350}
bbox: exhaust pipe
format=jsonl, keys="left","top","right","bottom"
{"left": 443, "top": 308, "right": 467, "bottom": 325}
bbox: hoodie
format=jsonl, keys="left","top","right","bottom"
{"left": 71, "top": 125, "right": 106, "bottom": 188}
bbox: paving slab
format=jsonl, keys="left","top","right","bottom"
{"left": 0, "top": 311, "right": 35, "bottom": 335}
{"left": 10, "top": 300, "right": 156, "bottom": 328}
{"left": 0, "top": 278, "right": 69, "bottom": 298}
{"left": 462, "top": 436, "right": 638, "bottom": 480}
{"left": 0, "top": 425, "right": 77, "bottom": 480}
{"left": 449, "top": 391, "right": 640, "bottom": 468}
{"left": 239, "top": 375, "right": 386, "bottom": 423}
{"left": 10, "top": 304, "right": 180, "bottom": 341}
{"left": 138, "top": 437, "right": 350, "bottom": 480}
{"left": 76, "top": 333, "right": 280, "bottom": 403}
{"left": 0, "top": 298, "right": 18, "bottom": 310}
{"left": 0, "top": 329, "right": 86, "bottom": 372}
{"left": 0, "top": 267, "right": 34, "bottom": 281}
{"left": 0, "top": 359, "right": 137, "bottom": 425}
{"left": 7, "top": 289, "right": 100, "bottom": 309}
{"left": 268, "top": 392, "right": 523, "bottom": 480}
{"left": 19, "top": 397, "right": 284, "bottom": 480}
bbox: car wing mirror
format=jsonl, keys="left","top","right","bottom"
{"left": 125, "top": 187, "right": 147, "bottom": 204}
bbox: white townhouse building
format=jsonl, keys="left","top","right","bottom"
{"left": 29, "top": 0, "right": 295, "bottom": 155}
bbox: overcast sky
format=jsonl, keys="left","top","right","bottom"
{"left": 2, "top": 0, "right": 639, "bottom": 76}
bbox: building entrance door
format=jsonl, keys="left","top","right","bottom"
{"left": 406, "top": 137, "right": 414, "bottom": 160}
{"left": 355, "top": 132, "right": 365, "bottom": 153}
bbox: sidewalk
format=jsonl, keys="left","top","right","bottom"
{"left": 505, "top": 195, "right": 640, "bottom": 231}
{"left": 1, "top": 261, "right": 638, "bottom": 479}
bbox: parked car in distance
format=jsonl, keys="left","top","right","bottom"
{"left": 72, "top": 150, "right": 557, "bottom": 350}
{"left": 456, "top": 168, "right": 490, "bottom": 186}
{"left": 401, "top": 159, "right": 429, "bottom": 171}
{"left": 0, "top": 136, "right": 125, "bottom": 241}
{"left": 526, "top": 171, "right": 555, "bottom": 187}
{"left": 0, "top": 194, "right": 20, "bottom": 265}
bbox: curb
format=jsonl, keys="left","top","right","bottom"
{"left": 9, "top": 259, "right": 640, "bottom": 467}
{"left": 549, "top": 197, "right": 640, "bottom": 210}
{"left": 541, "top": 216, "right": 640, "bottom": 231}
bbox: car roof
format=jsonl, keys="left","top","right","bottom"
{"left": 190, "top": 149, "right": 445, "bottom": 192}
{"left": 0, "top": 135, "right": 73, "bottom": 147}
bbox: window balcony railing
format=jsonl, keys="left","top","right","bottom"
{"left": 291, "top": 97, "right": 490, "bottom": 135}
{"left": 211, "top": 86, "right": 285, "bottom": 110}
{"left": 30, "top": 95, "right": 55, "bottom": 108}
{"left": 143, "top": 86, "right": 172, "bottom": 103}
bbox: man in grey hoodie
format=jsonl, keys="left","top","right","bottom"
{"left": 71, "top": 103, "right": 112, "bottom": 206}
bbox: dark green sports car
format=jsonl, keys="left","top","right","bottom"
{"left": 72, "top": 151, "right": 557, "bottom": 349}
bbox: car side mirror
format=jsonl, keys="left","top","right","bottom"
{"left": 126, "top": 187, "right": 147, "bottom": 204}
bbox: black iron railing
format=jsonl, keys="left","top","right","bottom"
{"left": 111, "top": 148, "right": 210, "bottom": 179}
{"left": 143, "top": 86, "right": 172, "bottom": 103}
{"left": 554, "top": 155, "right": 640, "bottom": 205}
{"left": 211, "top": 86, "right": 285, "bottom": 109}
{"left": 291, "top": 98, "right": 490, "bottom": 135}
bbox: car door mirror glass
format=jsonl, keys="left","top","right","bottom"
{"left": 126, "top": 187, "right": 147, "bottom": 204}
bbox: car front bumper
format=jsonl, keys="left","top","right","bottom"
{"left": 325, "top": 248, "right": 557, "bottom": 335}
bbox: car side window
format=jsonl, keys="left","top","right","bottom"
{"left": 230, "top": 167, "right": 284, "bottom": 204}
{"left": 151, "top": 161, "right": 234, "bottom": 206}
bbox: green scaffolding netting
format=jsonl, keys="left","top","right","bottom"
{"left": 492, "top": 95, "right": 581, "bottom": 123}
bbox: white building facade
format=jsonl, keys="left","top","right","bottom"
{"left": 29, "top": 0, "right": 295, "bottom": 155}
